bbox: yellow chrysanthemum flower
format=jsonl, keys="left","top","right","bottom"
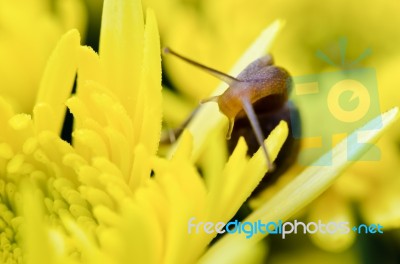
{"left": 0, "top": 0, "right": 399, "bottom": 263}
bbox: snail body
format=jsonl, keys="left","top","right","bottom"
{"left": 164, "top": 48, "right": 300, "bottom": 183}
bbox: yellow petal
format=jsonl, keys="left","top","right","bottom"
{"left": 35, "top": 29, "right": 80, "bottom": 134}
{"left": 77, "top": 46, "right": 105, "bottom": 91}
{"left": 138, "top": 9, "right": 162, "bottom": 156}
{"left": 99, "top": 0, "right": 144, "bottom": 119}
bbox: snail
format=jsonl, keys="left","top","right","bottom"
{"left": 163, "top": 48, "right": 301, "bottom": 194}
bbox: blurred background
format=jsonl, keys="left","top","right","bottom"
{"left": 1, "top": 0, "right": 400, "bottom": 263}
